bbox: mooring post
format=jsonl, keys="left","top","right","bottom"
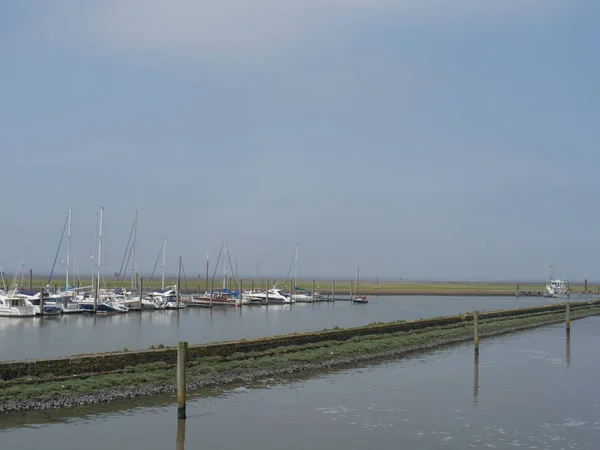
{"left": 584, "top": 279, "right": 588, "bottom": 293}
{"left": 332, "top": 280, "right": 335, "bottom": 302}
{"left": 516, "top": 284, "right": 520, "bottom": 297}
{"left": 29, "top": 269, "right": 32, "bottom": 290}
{"left": 474, "top": 311, "right": 479, "bottom": 355}
{"left": 176, "top": 417, "right": 186, "bottom": 450}
{"left": 566, "top": 331, "right": 571, "bottom": 366}
{"left": 312, "top": 280, "right": 316, "bottom": 302}
{"left": 177, "top": 341, "right": 187, "bottom": 419}
{"left": 139, "top": 277, "right": 143, "bottom": 310}
{"left": 473, "top": 351, "right": 479, "bottom": 401}
{"left": 565, "top": 303, "right": 570, "bottom": 334}
{"left": 265, "top": 281, "right": 269, "bottom": 306}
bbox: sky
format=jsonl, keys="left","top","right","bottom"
{"left": 1, "top": 1, "right": 599, "bottom": 282}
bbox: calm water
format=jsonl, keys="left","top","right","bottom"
{"left": 0, "top": 295, "right": 578, "bottom": 361}
{"left": 1, "top": 316, "right": 599, "bottom": 449}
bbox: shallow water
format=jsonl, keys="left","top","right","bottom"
{"left": 0, "top": 295, "right": 579, "bottom": 361}
{"left": 1, "top": 316, "right": 598, "bottom": 449}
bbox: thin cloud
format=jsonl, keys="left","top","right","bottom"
{"left": 17, "top": 0, "right": 562, "bottom": 60}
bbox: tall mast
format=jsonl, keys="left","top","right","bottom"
{"left": 161, "top": 237, "right": 166, "bottom": 290}
{"left": 91, "top": 212, "right": 98, "bottom": 289}
{"left": 357, "top": 265, "right": 360, "bottom": 296}
{"left": 97, "top": 207, "right": 104, "bottom": 296}
{"left": 223, "top": 233, "right": 228, "bottom": 290}
{"left": 132, "top": 209, "right": 138, "bottom": 288}
{"left": 294, "top": 243, "right": 298, "bottom": 289}
{"left": 66, "top": 208, "right": 71, "bottom": 290}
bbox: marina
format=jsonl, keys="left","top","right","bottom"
{"left": 0, "top": 294, "right": 583, "bottom": 362}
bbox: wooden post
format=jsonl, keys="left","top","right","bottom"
{"left": 312, "top": 280, "right": 316, "bottom": 302}
{"left": 376, "top": 276, "right": 379, "bottom": 294}
{"left": 473, "top": 351, "right": 479, "bottom": 401}
{"left": 566, "top": 331, "right": 571, "bottom": 366}
{"left": 516, "top": 284, "right": 520, "bottom": 297}
{"left": 265, "top": 281, "right": 269, "bottom": 306}
{"left": 139, "top": 277, "right": 143, "bottom": 310}
{"left": 332, "top": 280, "right": 335, "bottom": 302}
{"left": 40, "top": 287, "right": 44, "bottom": 317}
{"left": 177, "top": 341, "right": 187, "bottom": 419}
{"left": 473, "top": 311, "right": 479, "bottom": 355}
{"left": 29, "top": 269, "right": 32, "bottom": 290}
{"left": 176, "top": 418, "right": 186, "bottom": 450}
{"left": 584, "top": 279, "right": 588, "bottom": 293}
{"left": 565, "top": 303, "right": 570, "bottom": 334}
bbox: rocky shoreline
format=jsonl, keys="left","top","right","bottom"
{"left": 0, "top": 312, "right": 584, "bottom": 415}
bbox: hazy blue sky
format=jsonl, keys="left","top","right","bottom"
{"left": 1, "top": 1, "right": 599, "bottom": 282}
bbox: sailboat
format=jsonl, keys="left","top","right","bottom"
{"left": 352, "top": 265, "right": 368, "bottom": 304}
{"left": 290, "top": 244, "right": 314, "bottom": 302}
{"left": 46, "top": 208, "right": 85, "bottom": 314}
{"left": 76, "top": 208, "right": 129, "bottom": 313}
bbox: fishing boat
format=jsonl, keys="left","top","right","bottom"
{"left": 544, "top": 263, "right": 569, "bottom": 298}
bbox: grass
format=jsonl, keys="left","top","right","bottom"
{"left": 3, "top": 306, "right": 598, "bottom": 405}
{"left": 12, "top": 276, "right": 594, "bottom": 295}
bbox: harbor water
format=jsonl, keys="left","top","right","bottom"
{"left": 1, "top": 316, "right": 598, "bottom": 449}
{"left": 0, "top": 295, "right": 577, "bottom": 361}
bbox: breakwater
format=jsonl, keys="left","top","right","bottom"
{"left": 2, "top": 300, "right": 598, "bottom": 382}
{"left": 1, "top": 300, "right": 599, "bottom": 414}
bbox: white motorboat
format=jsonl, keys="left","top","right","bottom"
{"left": 248, "top": 288, "right": 294, "bottom": 304}
{"left": 0, "top": 294, "right": 37, "bottom": 317}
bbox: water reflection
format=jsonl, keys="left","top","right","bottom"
{"left": 176, "top": 418, "right": 186, "bottom": 450}
{"left": 0, "top": 295, "right": 584, "bottom": 361}
{"left": 566, "top": 331, "right": 571, "bottom": 367}
{"left": 473, "top": 351, "right": 479, "bottom": 405}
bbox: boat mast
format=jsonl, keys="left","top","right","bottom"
{"left": 66, "top": 208, "right": 71, "bottom": 291}
{"left": 161, "top": 237, "right": 166, "bottom": 290}
{"left": 223, "top": 234, "right": 228, "bottom": 291}
{"left": 131, "top": 209, "right": 138, "bottom": 289}
{"left": 294, "top": 243, "right": 298, "bottom": 290}
{"left": 97, "top": 207, "right": 104, "bottom": 298}
{"left": 0, "top": 265, "right": 6, "bottom": 291}
{"left": 91, "top": 212, "right": 98, "bottom": 289}
{"left": 356, "top": 265, "right": 360, "bottom": 296}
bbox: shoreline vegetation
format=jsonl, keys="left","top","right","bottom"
{"left": 9, "top": 277, "right": 600, "bottom": 296}
{"left": 1, "top": 301, "right": 598, "bottom": 415}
